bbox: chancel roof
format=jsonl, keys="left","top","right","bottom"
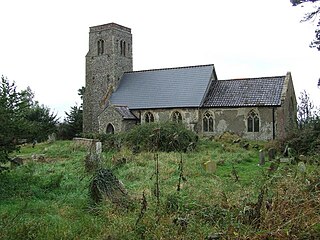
{"left": 203, "top": 76, "right": 285, "bottom": 107}
{"left": 110, "top": 64, "right": 216, "bottom": 109}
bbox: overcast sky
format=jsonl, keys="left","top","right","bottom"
{"left": 0, "top": 0, "right": 319, "bottom": 120}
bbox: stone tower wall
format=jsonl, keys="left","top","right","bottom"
{"left": 83, "top": 23, "right": 133, "bottom": 133}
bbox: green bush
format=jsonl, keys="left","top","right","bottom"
{"left": 286, "top": 118, "right": 320, "bottom": 155}
{"left": 125, "top": 122, "right": 198, "bottom": 152}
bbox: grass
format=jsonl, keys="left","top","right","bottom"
{"left": 0, "top": 137, "right": 319, "bottom": 239}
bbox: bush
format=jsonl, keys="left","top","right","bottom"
{"left": 125, "top": 122, "right": 198, "bottom": 152}
{"left": 286, "top": 117, "right": 320, "bottom": 155}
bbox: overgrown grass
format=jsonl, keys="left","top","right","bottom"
{"left": 0, "top": 137, "right": 319, "bottom": 239}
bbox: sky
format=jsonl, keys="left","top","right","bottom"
{"left": 0, "top": 0, "right": 319, "bottom": 120}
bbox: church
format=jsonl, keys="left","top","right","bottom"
{"left": 83, "top": 23, "right": 297, "bottom": 140}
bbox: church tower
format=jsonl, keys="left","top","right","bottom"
{"left": 83, "top": 23, "right": 133, "bottom": 133}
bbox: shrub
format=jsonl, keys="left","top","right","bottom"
{"left": 286, "top": 117, "right": 320, "bottom": 155}
{"left": 125, "top": 122, "right": 198, "bottom": 152}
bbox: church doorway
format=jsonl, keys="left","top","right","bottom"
{"left": 106, "top": 123, "right": 115, "bottom": 134}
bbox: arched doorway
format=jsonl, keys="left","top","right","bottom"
{"left": 106, "top": 123, "right": 115, "bottom": 134}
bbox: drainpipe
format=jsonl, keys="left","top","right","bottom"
{"left": 272, "top": 107, "right": 275, "bottom": 140}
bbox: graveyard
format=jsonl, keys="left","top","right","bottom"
{"left": 0, "top": 132, "right": 319, "bottom": 239}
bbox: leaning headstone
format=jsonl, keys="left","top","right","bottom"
{"left": 89, "top": 168, "right": 129, "bottom": 207}
{"left": 202, "top": 160, "right": 217, "bottom": 173}
{"left": 283, "top": 144, "right": 289, "bottom": 157}
{"left": 268, "top": 148, "right": 276, "bottom": 161}
{"left": 259, "top": 149, "right": 265, "bottom": 166}
{"left": 96, "top": 141, "right": 102, "bottom": 155}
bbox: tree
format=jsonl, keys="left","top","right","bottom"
{"left": 0, "top": 75, "right": 59, "bottom": 163}
{"left": 25, "top": 103, "right": 59, "bottom": 142}
{"left": 291, "top": 0, "right": 320, "bottom": 50}
{"left": 0, "top": 76, "right": 32, "bottom": 162}
{"left": 57, "top": 86, "right": 84, "bottom": 140}
{"left": 297, "top": 90, "right": 316, "bottom": 127}
{"left": 58, "top": 105, "right": 83, "bottom": 140}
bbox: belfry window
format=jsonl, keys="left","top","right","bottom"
{"left": 247, "top": 111, "right": 259, "bottom": 132}
{"left": 203, "top": 111, "right": 214, "bottom": 132}
{"left": 97, "top": 39, "right": 104, "bottom": 55}
{"left": 172, "top": 111, "right": 182, "bottom": 123}
{"left": 145, "top": 112, "right": 154, "bottom": 123}
{"left": 120, "top": 40, "right": 126, "bottom": 56}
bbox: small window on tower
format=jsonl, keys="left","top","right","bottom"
{"left": 120, "top": 40, "right": 126, "bottom": 56}
{"left": 97, "top": 39, "right": 104, "bottom": 55}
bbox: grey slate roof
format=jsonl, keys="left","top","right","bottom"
{"left": 203, "top": 76, "right": 285, "bottom": 107}
{"left": 110, "top": 64, "right": 215, "bottom": 109}
{"left": 115, "top": 106, "right": 137, "bottom": 120}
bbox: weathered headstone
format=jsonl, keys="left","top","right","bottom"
{"left": 89, "top": 168, "right": 129, "bottom": 207}
{"left": 96, "top": 141, "right": 102, "bottom": 155}
{"left": 259, "top": 149, "right": 265, "bottom": 166}
{"left": 268, "top": 148, "right": 276, "bottom": 161}
{"left": 283, "top": 144, "right": 289, "bottom": 157}
{"left": 297, "top": 161, "right": 306, "bottom": 173}
{"left": 280, "top": 157, "right": 292, "bottom": 163}
{"left": 202, "top": 160, "right": 217, "bottom": 173}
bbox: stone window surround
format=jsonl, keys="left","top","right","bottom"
{"left": 106, "top": 123, "right": 115, "bottom": 134}
{"left": 247, "top": 110, "right": 259, "bottom": 132}
{"left": 144, "top": 111, "right": 154, "bottom": 123}
{"left": 97, "top": 39, "right": 104, "bottom": 55}
{"left": 171, "top": 110, "right": 183, "bottom": 123}
{"left": 203, "top": 111, "right": 214, "bottom": 132}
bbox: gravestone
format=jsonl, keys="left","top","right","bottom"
{"left": 96, "top": 141, "right": 102, "bottom": 155}
{"left": 297, "top": 162, "right": 306, "bottom": 173}
{"left": 89, "top": 168, "right": 129, "bottom": 207}
{"left": 268, "top": 148, "right": 276, "bottom": 161}
{"left": 259, "top": 149, "right": 265, "bottom": 166}
{"left": 202, "top": 160, "right": 217, "bottom": 173}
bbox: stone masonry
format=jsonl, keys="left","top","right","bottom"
{"left": 83, "top": 23, "right": 133, "bottom": 133}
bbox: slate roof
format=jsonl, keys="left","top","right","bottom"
{"left": 203, "top": 76, "right": 285, "bottom": 107}
{"left": 115, "top": 106, "right": 137, "bottom": 120}
{"left": 110, "top": 64, "right": 215, "bottom": 109}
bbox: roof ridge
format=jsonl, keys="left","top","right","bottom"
{"left": 124, "top": 64, "right": 214, "bottom": 74}
{"left": 219, "top": 75, "right": 286, "bottom": 81}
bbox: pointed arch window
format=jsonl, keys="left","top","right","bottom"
{"left": 145, "top": 112, "right": 154, "bottom": 123}
{"left": 247, "top": 111, "right": 259, "bottom": 132}
{"left": 172, "top": 111, "right": 182, "bottom": 123}
{"left": 106, "top": 123, "right": 114, "bottom": 134}
{"left": 97, "top": 39, "right": 104, "bottom": 55}
{"left": 203, "top": 111, "right": 214, "bottom": 132}
{"left": 120, "top": 40, "right": 126, "bottom": 56}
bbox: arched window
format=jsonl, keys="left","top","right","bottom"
{"left": 120, "top": 40, "right": 126, "bottom": 56}
{"left": 247, "top": 111, "right": 259, "bottom": 132}
{"left": 172, "top": 111, "right": 182, "bottom": 123}
{"left": 203, "top": 111, "right": 214, "bottom": 132}
{"left": 97, "top": 39, "right": 104, "bottom": 55}
{"left": 106, "top": 123, "right": 114, "bottom": 134}
{"left": 145, "top": 112, "right": 154, "bottom": 123}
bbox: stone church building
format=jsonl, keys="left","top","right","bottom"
{"left": 83, "top": 23, "right": 297, "bottom": 140}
